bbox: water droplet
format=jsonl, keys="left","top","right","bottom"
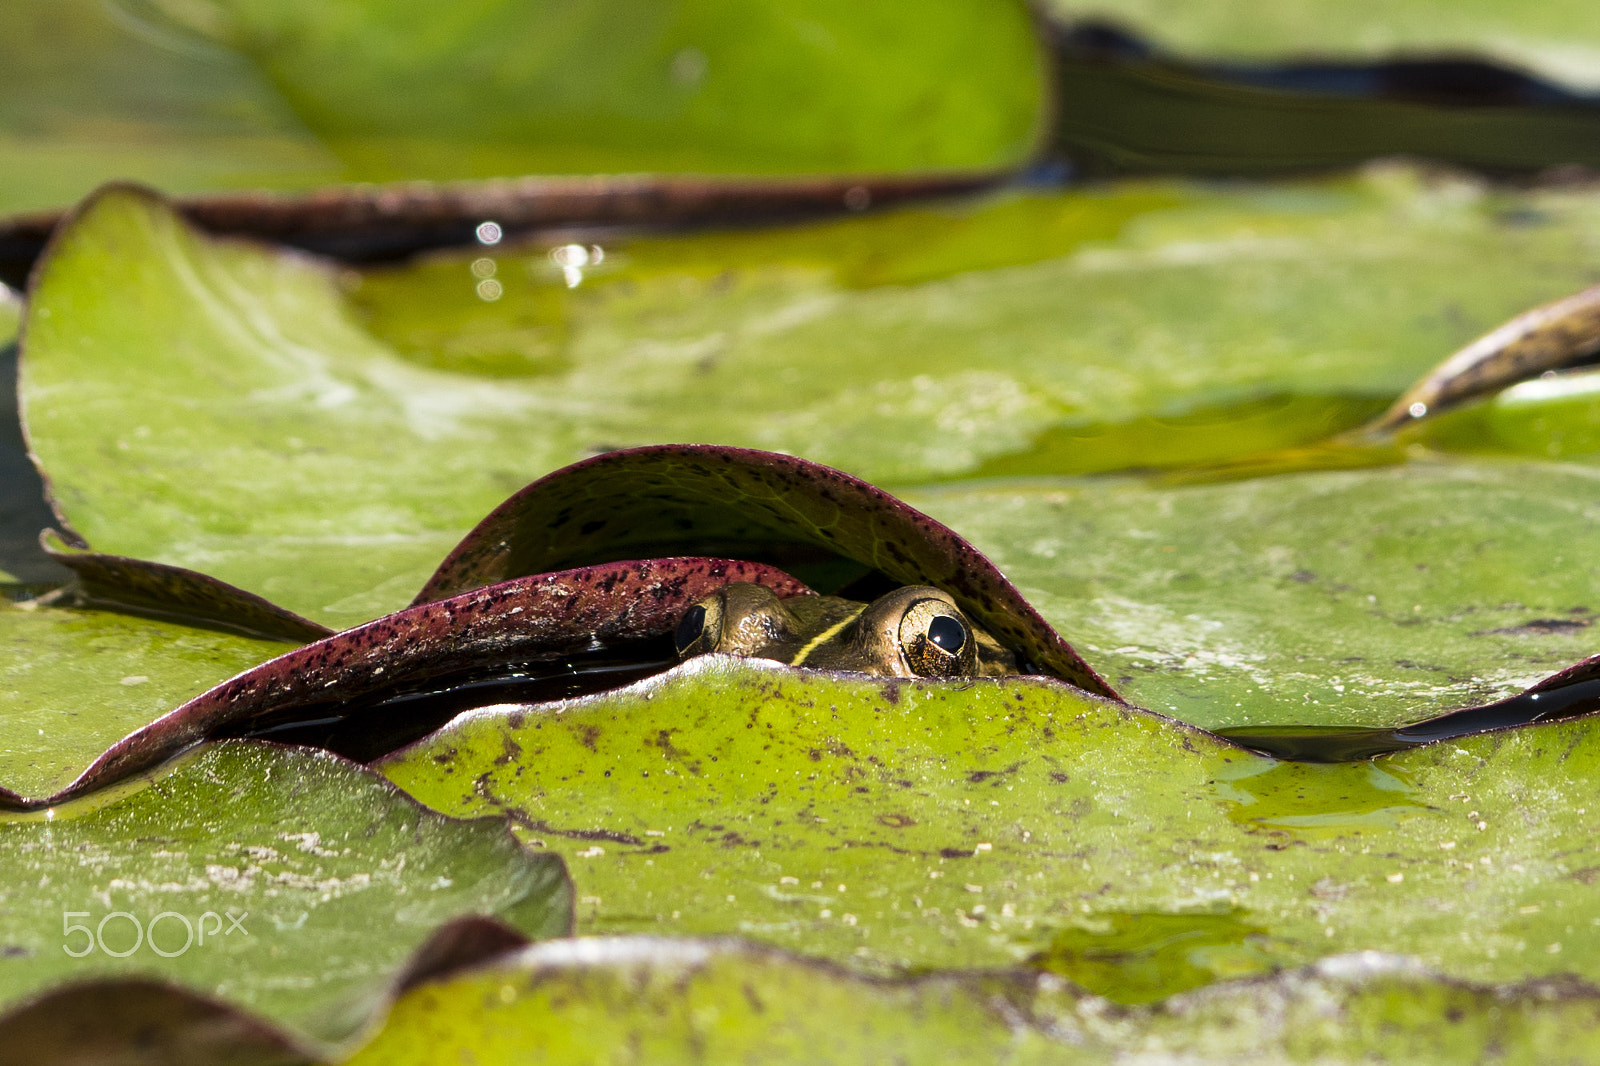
{"left": 475, "top": 221, "right": 503, "bottom": 245}
{"left": 1408, "top": 401, "right": 1428, "bottom": 418}
{"left": 470, "top": 257, "right": 497, "bottom": 279}
{"left": 670, "top": 47, "right": 708, "bottom": 87}
{"left": 476, "top": 279, "right": 503, "bottom": 302}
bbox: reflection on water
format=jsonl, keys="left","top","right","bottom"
{"left": 971, "top": 392, "right": 1391, "bottom": 480}
{"left": 1211, "top": 757, "right": 1432, "bottom": 833}
{"left": 1030, "top": 907, "right": 1294, "bottom": 1003}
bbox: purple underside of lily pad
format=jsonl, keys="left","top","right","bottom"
{"left": 40, "top": 531, "right": 334, "bottom": 643}
{"left": 0, "top": 557, "right": 809, "bottom": 811}
{"left": 415, "top": 444, "right": 1120, "bottom": 699}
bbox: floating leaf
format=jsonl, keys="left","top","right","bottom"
{"left": 0, "top": 600, "right": 288, "bottom": 804}
{"left": 22, "top": 173, "right": 1600, "bottom": 625}
{"left": 378, "top": 657, "right": 1600, "bottom": 990}
{"left": 8, "top": 558, "right": 809, "bottom": 809}
{"left": 416, "top": 444, "right": 1114, "bottom": 697}
{"left": 0, "top": 914, "right": 533, "bottom": 1066}
{"left": 344, "top": 940, "right": 1600, "bottom": 1065}
{"left": 1040, "top": 0, "right": 1600, "bottom": 90}
{"left": 145, "top": 0, "right": 1047, "bottom": 182}
{"left": 0, "top": 0, "right": 341, "bottom": 221}
{"left": 0, "top": 0, "right": 1045, "bottom": 227}
{"left": 905, "top": 458, "right": 1600, "bottom": 729}
{"left": 0, "top": 741, "right": 570, "bottom": 1047}
{"left": 1366, "top": 281, "right": 1600, "bottom": 435}
{"left": 41, "top": 534, "right": 333, "bottom": 642}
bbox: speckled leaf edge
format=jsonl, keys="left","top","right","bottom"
{"left": 0, "top": 558, "right": 810, "bottom": 810}
{"left": 415, "top": 444, "right": 1120, "bottom": 699}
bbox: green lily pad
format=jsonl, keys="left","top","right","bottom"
{"left": 0, "top": 0, "right": 1044, "bottom": 222}
{"left": 905, "top": 458, "right": 1600, "bottom": 730}
{"left": 142, "top": 0, "right": 1047, "bottom": 182}
{"left": 21, "top": 178, "right": 1600, "bottom": 730}
{"left": 344, "top": 939, "right": 1600, "bottom": 1065}
{"left": 1409, "top": 367, "right": 1600, "bottom": 459}
{"left": 25, "top": 172, "right": 1600, "bottom": 614}
{"left": 1045, "top": 0, "right": 1600, "bottom": 93}
{"left": 0, "top": 740, "right": 570, "bottom": 1048}
{"left": 0, "top": 0, "right": 342, "bottom": 218}
{"left": 377, "top": 657, "right": 1600, "bottom": 992}
{"left": 0, "top": 600, "right": 289, "bottom": 803}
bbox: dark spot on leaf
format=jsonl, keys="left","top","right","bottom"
{"left": 939, "top": 847, "right": 972, "bottom": 859}
{"left": 1474, "top": 618, "right": 1592, "bottom": 636}
{"left": 878, "top": 813, "right": 916, "bottom": 828}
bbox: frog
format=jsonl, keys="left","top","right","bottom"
{"left": 673, "top": 582, "right": 1018, "bottom": 678}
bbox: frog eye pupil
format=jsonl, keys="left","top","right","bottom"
{"left": 675, "top": 604, "right": 708, "bottom": 655}
{"left": 927, "top": 614, "right": 966, "bottom": 654}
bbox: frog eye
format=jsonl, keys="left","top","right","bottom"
{"left": 897, "top": 598, "right": 977, "bottom": 677}
{"left": 674, "top": 595, "right": 723, "bottom": 659}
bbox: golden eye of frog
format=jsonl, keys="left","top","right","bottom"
{"left": 673, "top": 582, "right": 1017, "bottom": 678}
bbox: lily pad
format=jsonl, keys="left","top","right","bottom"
{"left": 1045, "top": 0, "right": 1600, "bottom": 93}
{"left": 0, "top": 0, "right": 341, "bottom": 218}
{"left": 141, "top": 0, "right": 1047, "bottom": 182}
{"left": 0, "top": 740, "right": 571, "bottom": 1048}
{"left": 344, "top": 940, "right": 1600, "bottom": 1065}
{"left": 0, "top": 600, "right": 289, "bottom": 803}
{"left": 11, "top": 558, "right": 810, "bottom": 809}
{"left": 1368, "top": 280, "right": 1600, "bottom": 435}
{"left": 904, "top": 457, "right": 1600, "bottom": 729}
{"left": 415, "top": 444, "right": 1114, "bottom": 697}
{"left": 28, "top": 173, "right": 1600, "bottom": 620}
{"left": 1408, "top": 367, "right": 1600, "bottom": 459}
{"left": 378, "top": 656, "right": 1600, "bottom": 991}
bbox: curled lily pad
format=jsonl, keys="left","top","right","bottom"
{"left": 0, "top": 173, "right": 1000, "bottom": 284}
{"left": 415, "top": 444, "right": 1117, "bottom": 698}
{"left": 1365, "top": 281, "right": 1600, "bottom": 435}
{"left": 41, "top": 531, "right": 333, "bottom": 643}
{"left": 5, "top": 557, "right": 807, "bottom": 809}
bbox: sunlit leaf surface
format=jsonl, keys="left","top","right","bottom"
{"left": 0, "top": 0, "right": 1044, "bottom": 216}
{"left": 0, "top": 741, "right": 570, "bottom": 1046}
{"left": 380, "top": 658, "right": 1600, "bottom": 992}
{"left": 20, "top": 179, "right": 1598, "bottom": 727}
{"left": 0, "top": 602, "right": 288, "bottom": 802}
{"left": 905, "top": 459, "right": 1600, "bottom": 728}
{"left": 344, "top": 940, "right": 1600, "bottom": 1065}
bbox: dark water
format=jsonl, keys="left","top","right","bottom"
{"left": 1219, "top": 676, "right": 1600, "bottom": 762}
{"left": 222, "top": 639, "right": 677, "bottom": 763}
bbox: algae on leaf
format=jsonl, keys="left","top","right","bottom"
{"left": 378, "top": 658, "right": 1600, "bottom": 992}
{"left": 908, "top": 458, "right": 1600, "bottom": 730}
{"left": 343, "top": 940, "right": 1600, "bottom": 1066}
